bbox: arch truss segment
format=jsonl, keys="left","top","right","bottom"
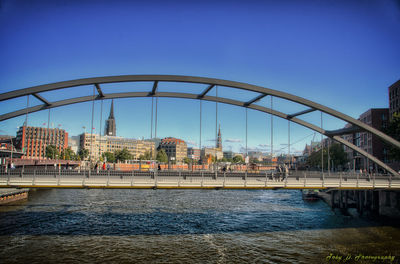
{"left": 0, "top": 75, "right": 399, "bottom": 176}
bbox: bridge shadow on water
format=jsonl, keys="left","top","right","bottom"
{"left": 0, "top": 189, "right": 398, "bottom": 236}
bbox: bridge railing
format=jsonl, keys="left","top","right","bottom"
{"left": 0, "top": 168, "right": 397, "bottom": 187}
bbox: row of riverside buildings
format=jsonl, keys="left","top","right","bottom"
{"left": 302, "top": 79, "right": 400, "bottom": 171}
{"left": 3, "top": 100, "right": 226, "bottom": 164}
{"left": 3, "top": 80, "right": 399, "bottom": 168}
{"left": 342, "top": 80, "right": 400, "bottom": 171}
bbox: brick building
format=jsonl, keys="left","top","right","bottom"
{"left": 158, "top": 137, "right": 187, "bottom": 162}
{"left": 389, "top": 79, "right": 400, "bottom": 120}
{"left": 342, "top": 108, "right": 389, "bottom": 171}
{"left": 15, "top": 125, "right": 68, "bottom": 159}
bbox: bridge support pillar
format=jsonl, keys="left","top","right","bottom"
{"left": 339, "top": 190, "right": 344, "bottom": 209}
{"left": 331, "top": 191, "right": 336, "bottom": 209}
{"left": 371, "top": 191, "right": 380, "bottom": 215}
{"left": 357, "top": 191, "right": 364, "bottom": 216}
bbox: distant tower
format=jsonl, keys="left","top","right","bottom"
{"left": 105, "top": 100, "right": 116, "bottom": 136}
{"left": 216, "top": 124, "right": 222, "bottom": 150}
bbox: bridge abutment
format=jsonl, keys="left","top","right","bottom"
{"left": 324, "top": 189, "right": 400, "bottom": 219}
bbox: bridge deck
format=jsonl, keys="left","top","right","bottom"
{"left": 1, "top": 170, "right": 399, "bottom": 190}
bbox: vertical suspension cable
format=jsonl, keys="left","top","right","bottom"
{"left": 270, "top": 96, "right": 273, "bottom": 159}
{"left": 199, "top": 99, "right": 202, "bottom": 160}
{"left": 246, "top": 107, "right": 248, "bottom": 162}
{"left": 288, "top": 120, "right": 290, "bottom": 167}
{"left": 25, "top": 95, "right": 29, "bottom": 158}
{"left": 328, "top": 136, "right": 331, "bottom": 175}
{"left": 99, "top": 99, "right": 103, "bottom": 161}
{"left": 90, "top": 86, "right": 95, "bottom": 163}
{"left": 215, "top": 86, "right": 218, "bottom": 164}
{"left": 155, "top": 97, "right": 158, "bottom": 139}
{"left": 46, "top": 108, "right": 51, "bottom": 157}
{"left": 321, "top": 112, "right": 324, "bottom": 173}
{"left": 151, "top": 97, "right": 154, "bottom": 139}
{"left": 25, "top": 95, "right": 30, "bottom": 126}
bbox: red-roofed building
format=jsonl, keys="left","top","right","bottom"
{"left": 158, "top": 137, "right": 187, "bottom": 162}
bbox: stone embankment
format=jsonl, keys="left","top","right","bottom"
{"left": 0, "top": 188, "right": 29, "bottom": 204}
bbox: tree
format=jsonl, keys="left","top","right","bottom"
{"left": 115, "top": 148, "right": 133, "bottom": 162}
{"left": 102, "top": 151, "right": 115, "bottom": 163}
{"left": 143, "top": 151, "right": 152, "bottom": 160}
{"left": 138, "top": 151, "right": 152, "bottom": 160}
{"left": 78, "top": 148, "right": 89, "bottom": 160}
{"left": 306, "top": 143, "right": 347, "bottom": 170}
{"left": 156, "top": 149, "right": 168, "bottom": 163}
{"left": 183, "top": 157, "right": 192, "bottom": 164}
{"left": 384, "top": 113, "right": 400, "bottom": 161}
{"left": 46, "top": 145, "right": 59, "bottom": 159}
{"left": 218, "top": 157, "right": 228, "bottom": 162}
{"left": 61, "top": 147, "right": 75, "bottom": 160}
{"left": 233, "top": 155, "right": 244, "bottom": 163}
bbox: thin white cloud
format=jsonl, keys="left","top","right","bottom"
{"left": 225, "top": 138, "right": 242, "bottom": 143}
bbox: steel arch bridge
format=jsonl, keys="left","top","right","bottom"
{"left": 0, "top": 75, "right": 399, "bottom": 177}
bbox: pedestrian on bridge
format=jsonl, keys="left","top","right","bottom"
{"left": 102, "top": 162, "right": 106, "bottom": 171}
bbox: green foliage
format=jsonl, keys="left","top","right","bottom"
{"left": 306, "top": 143, "right": 348, "bottom": 169}
{"left": 249, "top": 157, "right": 261, "bottom": 163}
{"left": 218, "top": 157, "right": 228, "bottom": 162}
{"left": 233, "top": 155, "right": 244, "bottom": 163}
{"left": 144, "top": 151, "right": 152, "bottom": 160}
{"left": 102, "top": 151, "right": 115, "bottom": 163}
{"left": 45, "top": 145, "right": 59, "bottom": 159}
{"left": 183, "top": 157, "right": 192, "bottom": 164}
{"left": 60, "top": 147, "right": 75, "bottom": 160}
{"left": 115, "top": 148, "right": 133, "bottom": 162}
{"left": 384, "top": 113, "right": 400, "bottom": 161}
{"left": 78, "top": 148, "right": 89, "bottom": 160}
{"left": 156, "top": 149, "right": 168, "bottom": 163}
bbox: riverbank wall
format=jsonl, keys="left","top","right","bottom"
{"left": 319, "top": 189, "right": 400, "bottom": 219}
{"left": 0, "top": 188, "right": 29, "bottom": 204}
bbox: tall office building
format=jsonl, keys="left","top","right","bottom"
{"left": 389, "top": 79, "right": 400, "bottom": 120}
{"left": 105, "top": 100, "right": 116, "bottom": 136}
{"left": 15, "top": 125, "right": 68, "bottom": 159}
{"left": 158, "top": 137, "right": 187, "bottom": 162}
{"left": 342, "top": 108, "right": 389, "bottom": 170}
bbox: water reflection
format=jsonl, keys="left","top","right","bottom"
{"left": 0, "top": 189, "right": 399, "bottom": 263}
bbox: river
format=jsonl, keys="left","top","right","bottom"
{"left": 0, "top": 189, "right": 399, "bottom": 263}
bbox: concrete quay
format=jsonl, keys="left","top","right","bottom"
{"left": 0, "top": 188, "right": 29, "bottom": 204}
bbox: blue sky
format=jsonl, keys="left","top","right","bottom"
{"left": 1, "top": 0, "right": 400, "bottom": 154}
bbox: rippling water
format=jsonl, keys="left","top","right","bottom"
{"left": 0, "top": 189, "right": 399, "bottom": 263}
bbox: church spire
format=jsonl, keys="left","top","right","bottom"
{"left": 109, "top": 99, "right": 115, "bottom": 119}
{"left": 105, "top": 99, "right": 116, "bottom": 136}
{"left": 216, "top": 123, "right": 222, "bottom": 150}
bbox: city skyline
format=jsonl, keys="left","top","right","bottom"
{"left": 1, "top": 0, "right": 400, "bottom": 154}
